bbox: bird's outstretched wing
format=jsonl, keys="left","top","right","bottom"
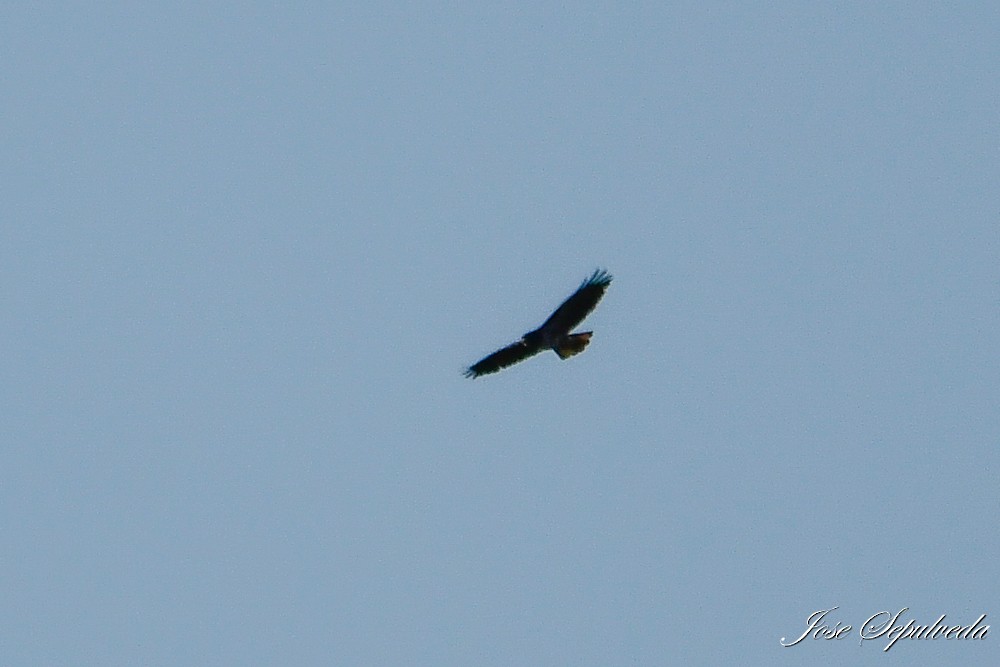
{"left": 464, "top": 339, "right": 544, "bottom": 378}
{"left": 538, "top": 269, "right": 613, "bottom": 334}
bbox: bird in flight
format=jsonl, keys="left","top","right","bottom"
{"left": 464, "top": 269, "right": 613, "bottom": 378}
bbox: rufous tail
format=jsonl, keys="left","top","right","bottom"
{"left": 555, "top": 332, "right": 592, "bottom": 359}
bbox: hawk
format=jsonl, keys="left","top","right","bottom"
{"left": 464, "top": 269, "right": 613, "bottom": 378}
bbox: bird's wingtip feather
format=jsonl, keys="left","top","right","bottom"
{"left": 583, "top": 268, "right": 613, "bottom": 288}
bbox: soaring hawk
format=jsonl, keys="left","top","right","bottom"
{"left": 464, "top": 269, "right": 612, "bottom": 378}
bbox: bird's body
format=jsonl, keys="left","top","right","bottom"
{"left": 464, "top": 269, "right": 612, "bottom": 378}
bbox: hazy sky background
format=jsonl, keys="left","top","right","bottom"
{"left": 3, "top": 3, "right": 998, "bottom": 665}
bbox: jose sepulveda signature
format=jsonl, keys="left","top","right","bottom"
{"left": 781, "top": 607, "right": 989, "bottom": 652}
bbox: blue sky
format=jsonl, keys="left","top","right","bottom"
{"left": 3, "top": 3, "right": 998, "bottom": 665}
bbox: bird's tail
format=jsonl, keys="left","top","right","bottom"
{"left": 554, "top": 332, "right": 592, "bottom": 359}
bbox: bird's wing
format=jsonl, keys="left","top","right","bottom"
{"left": 538, "top": 269, "right": 613, "bottom": 334}
{"left": 464, "top": 339, "right": 544, "bottom": 378}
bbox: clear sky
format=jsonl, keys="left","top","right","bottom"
{"left": 3, "top": 3, "right": 998, "bottom": 665}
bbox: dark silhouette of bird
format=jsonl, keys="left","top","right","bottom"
{"left": 464, "top": 269, "right": 612, "bottom": 378}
